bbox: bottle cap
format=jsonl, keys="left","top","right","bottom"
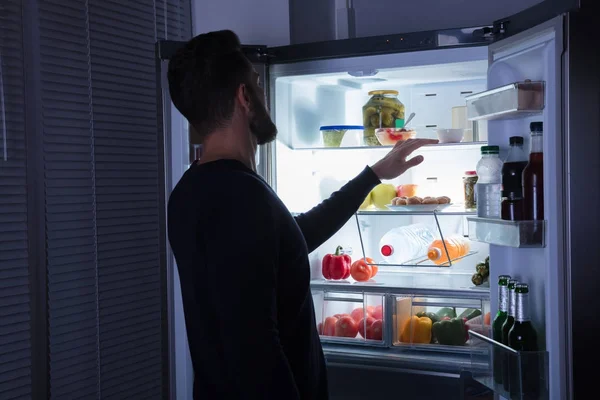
{"left": 481, "top": 145, "right": 500, "bottom": 154}
{"left": 465, "top": 170, "right": 477, "bottom": 176}
{"left": 509, "top": 136, "right": 524, "bottom": 145}
{"left": 381, "top": 245, "right": 393, "bottom": 257}
{"left": 427, "top": 248, "right": 442, "bottom": 261}
{"left": 530, "top": 122, "right": 543, "bottom": 133}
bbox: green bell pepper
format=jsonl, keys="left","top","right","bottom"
{"left": 458, "top": 308, "right": 482, "bottom": 321}
{"left": 416, "top": 311, "right": 440, "bottom": 324}
{"left": 432, "top": 318, "right": 467, "bottom": 346}
{"left": 435, "top": 307, "right": 456, "bottom": 319}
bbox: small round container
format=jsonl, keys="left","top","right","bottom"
{"left": 436, "top": 128, "right": 464, "bottom": 143}
{"left": 374, "top": 128, "right": 416, "bottom": 146}
{"left": 320, "top": 125, "right": 363, "bottom": 147}
{"left": 463, "top": 170, "right": 478, "bottom": 209}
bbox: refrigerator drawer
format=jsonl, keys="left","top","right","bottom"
{"left": 313, "top": 290, "right": 387, "bottom": 346}
{"left": 393, "top": 295, "right": 490, "bottom": 353}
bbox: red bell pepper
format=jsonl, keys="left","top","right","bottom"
{"left": 322, "top": 246, "right": 351, "bottom": 280}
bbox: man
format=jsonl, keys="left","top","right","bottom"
{"left": 167, "top": 30, "right": 437, "bottom": 400}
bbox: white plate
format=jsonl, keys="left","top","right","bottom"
{"left": 385, "top": 203, "right": 453, "bottom": 212}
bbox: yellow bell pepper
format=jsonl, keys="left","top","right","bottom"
{"left": 400, "top": 315, "right": 432, "bottom": 344}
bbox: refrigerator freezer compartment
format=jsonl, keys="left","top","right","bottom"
{"left": 468, "top": 330, "right": 549, "bottom": 399}
{"left": 313, "top": 291, "right": 386, "bottom": 346}
{"left": 465, "top": 81, "right": 545, "bottom": 121}
{"left": 393, "top": 296, "right": 490, "bottom": 352}
{"left": 467, "top": 217, "right": 546, "bottom": 248}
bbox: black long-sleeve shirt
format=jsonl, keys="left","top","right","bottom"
{"left": 167, "top": 159, "right": 380, "bottom": 400}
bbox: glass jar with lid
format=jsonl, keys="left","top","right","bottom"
{"left": 463, "top": 170, "right": 478, "bottom": 210}
{"left": 362, "top": 90, "right": 405, "bottom": 146}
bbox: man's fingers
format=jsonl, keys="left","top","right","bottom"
{"left": 399, "top": 139, "right": 439, "bottom": 155}
{"left": 403, "top": 155, "right": 425, "bottom": 169}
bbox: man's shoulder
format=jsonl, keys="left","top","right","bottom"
{"left": 169, "top": 162, "right": 276, "bottom": 210}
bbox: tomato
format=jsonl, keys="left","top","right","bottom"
{"left": 366, "top": 306, "right": 375, "bottom": 315}
{"left": 333, "top": 313, "right": 350, "bottom": 320}
{"left": 357, "top": 316, "right": 376, "bottom": 339}
{"left": 350, "top": 307, "right": 372, "bottom": 322}
{"left": 371, "top": 305, "right": 383, "bottom": 320}
{"left": 350, "top": 260, "right": 372, "bottom": 282}
{"left": 335, "top": 316, "right": 359, "bottom": 338}
{"left": 322, "top": 316, "right": 338, "bottom": 336}
{"left": 371, "top": 264, "right": 378, "bottom": 278}
{"left": 367, "top": 319, "right": 383, "bottom": 341}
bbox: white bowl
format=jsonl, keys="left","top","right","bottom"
{"left": 436, "top": 128, "right": 464, "bottom": 143}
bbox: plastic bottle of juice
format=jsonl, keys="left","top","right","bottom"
{"left": 427, "top": 236, "right": 471, "bottom": 265}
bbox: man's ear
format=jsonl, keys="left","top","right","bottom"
{"left": 236, "top": 83, "right": 251, "bottom": 114}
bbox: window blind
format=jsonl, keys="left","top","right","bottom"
{"left": 0, "top": 0, "right": 32, "bottom": 399}
{"left": 38, "top": 0, "right": 99, "bottom": 398}
{"left": 37, "top": 0, "right": 190, "bottom": 398}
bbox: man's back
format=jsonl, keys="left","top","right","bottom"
{"left": 167, "top": 159, "right": 328, "bottom": 399}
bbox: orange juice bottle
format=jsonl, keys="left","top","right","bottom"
{"left": 427, "top": 236, "right": 470, "bottom": 265}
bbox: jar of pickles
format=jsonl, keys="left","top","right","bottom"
{"left": 362, "top": 90, "right": 405, "bottom": 146}
{"left": 463, "top": 170, "right": 478, "bottom": 210}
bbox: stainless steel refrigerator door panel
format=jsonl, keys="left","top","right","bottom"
{"left": 487, "top": 16, "right": 567, "bottom": 400}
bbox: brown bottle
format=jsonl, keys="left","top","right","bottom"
{"left": 522, "top": 122, "right": 544, "bottom": 220}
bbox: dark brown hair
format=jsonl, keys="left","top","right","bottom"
{"left": 167, "top": 30, "right": 253, "bottom": 138}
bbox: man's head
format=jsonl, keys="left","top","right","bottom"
{"left": 167, "top": 30, "right": 277, "bottom": 145}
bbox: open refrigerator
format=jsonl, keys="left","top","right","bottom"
{"left": 157, "top": 1, "right": 598, "bottom": 398}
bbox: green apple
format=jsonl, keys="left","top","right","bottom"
{"left": 370, "top": 183, "right": 397, "bottom": 209}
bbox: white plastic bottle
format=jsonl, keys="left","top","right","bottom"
{"left": 379, "top": 223, "right": 436, "bottom": 265}
{"left": 475, "top": 145, "right": 503, "bottom": 218}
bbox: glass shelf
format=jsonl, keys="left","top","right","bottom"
{"left": 465, "top": 81, "right": 545, "bottom": 121}
{"left": 358, "top": 204, "right": 476, "bottom": 216}
{"left": 468, "top": 330, "right": 549, "bottom": 400}
{"left": 467, "top": 217, "right": 546, "bottom": 248}
{"left": 310, "top": 271, "right": 489, "bottom": 297}
{"left": 288, "top": 141, "right": 487, "bottom": 151}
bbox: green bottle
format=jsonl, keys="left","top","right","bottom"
{"left": 508, "top": 283, "right": 539, "bottom": 398}
{"left": 501, "top": 279, "right": 518, "bottom": 391}
{"left": 492, "top": 274, "right": 510, "bottom": 384}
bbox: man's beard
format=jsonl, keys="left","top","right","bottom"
{"left": 248, "top": 88, "right": 277, "bottom": 145}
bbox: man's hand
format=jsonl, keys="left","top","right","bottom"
{"left": 370, "top": 138, "right": 439, "bottom": 180}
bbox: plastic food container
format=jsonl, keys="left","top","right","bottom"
{"left": 320, "top": 125, "right": 363, "bottom": 147}
{"left": 374, "top": 128, "right": 416, "bottom": 146}
{"left": 362, "top": 90, "right": 405, "bottom": 146}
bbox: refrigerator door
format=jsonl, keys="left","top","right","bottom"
{"left": 485, "top": 16, "right": 566, "bottom": 399}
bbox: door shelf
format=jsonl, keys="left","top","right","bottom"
{"left": 465, "top": 81, "right": 545, "bottom": 121}
{"left": 467, "top": 217, "right": 546, "bottom": 248}
{"left": 467, "top": 330, "right": 549, "bottom": 400}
